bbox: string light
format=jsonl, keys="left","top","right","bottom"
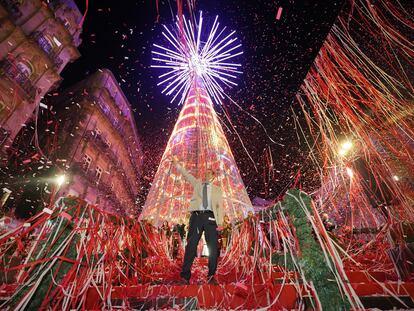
{"left": 151, "top": 11, "right": 243, "bottom": 105}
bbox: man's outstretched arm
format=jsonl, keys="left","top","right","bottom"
{"left": 172, "top": 156, "right": 197, "bottom": 186}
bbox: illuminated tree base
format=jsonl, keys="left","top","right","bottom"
{"left": 140, "top": 81, "right": 253, "bottom": 225}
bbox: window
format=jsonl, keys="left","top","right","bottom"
{"left": 52, "top": 36, "right": 62, "bottom": 47}
{"left": 95, "top": 167, "right": 103, "bottom": 183}
{"left": 16, "top": 61, "right": 32, "bottom": 77}
{"left": 36, "top": 34, "right": 53, "bottom": 55}
{"left": 82, "top": 154, "right": 92, "bottom": 171}
{"left": 113, "top": 117, "right": 119, "bottom": 127}
{"left": 100, "top": 102, "right": 110, "bottom": 115}
{"left": 94, "top": 128, "right": 102, "bottom": 137}
{"left": 104, "top": 137, "right": 112, "bottom": 148}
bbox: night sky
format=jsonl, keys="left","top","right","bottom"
{"left": 61, "top": 0, "right": 345, "bottom": 204}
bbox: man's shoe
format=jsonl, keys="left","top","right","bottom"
{"left": 176, "top": 277, "right": 190, "bottom": 285}
{"left": 207, "top": 276, "right": 218, "bottom": 285}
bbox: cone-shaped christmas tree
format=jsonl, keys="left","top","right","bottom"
{"left": 141, "top": 80, "right": 252, "bottom": 225}
{"left": 141, "top": 12, "right": 251, "bottom": 225}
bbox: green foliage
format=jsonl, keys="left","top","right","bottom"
{"left": 271, "top": 252, "right": 296, "bottom": 271}
{"left": 8, "top": 198, "right": 84, "bottom": 310}
{"left": 276, "top": 189, "right": 350, "bottom": 311}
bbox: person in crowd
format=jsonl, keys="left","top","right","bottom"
{"left": 160, "top": 220, "right": 171, "bottom": 238}
{"left": 321, "top": 212, "right": 337, "bottom": 232}
{"left": 221, "top": 214, "right": 232, "bottom": 252}
{"left": 171, "top": 230, "right": 181, "bottom": 259}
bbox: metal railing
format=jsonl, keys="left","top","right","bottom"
{"left": 63, "top": 92, "right": 141, "bottom": 187}
{"left": 32, "top": 32, "right": 63, "bottom": 69}
{"left": 71, "top": 162, "right": 130, "bottom": 215}
{"left": 84, "top": 130, "right": 124, "bottom": 173}
{"left": 0, "top": 59, "right": 37, "bottom": 98}
{"left": 88, "top": 94, "right": 142, "bottom": 177}
{"left": 75, "top": 152, "right": 135, "bottom": 205}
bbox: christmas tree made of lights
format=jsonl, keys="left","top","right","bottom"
{"left": 140, "top": 12, "right": 252, "bottom": 225}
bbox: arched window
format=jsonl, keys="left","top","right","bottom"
{"left": 37, "top": 33, "right": 54, "bottom": 55}
{"left": 16, "top": 60, "right": 33, "bottom": 78}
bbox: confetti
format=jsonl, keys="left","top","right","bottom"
{"left": 42, "top": 207, "right": 53, "bottom": 215}
{"left": 276, "top": 7, "right": 283, "bottom": 20}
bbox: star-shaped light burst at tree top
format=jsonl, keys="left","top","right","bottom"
{"left": 151, "top": 11, "right": 243, "bottom": 105}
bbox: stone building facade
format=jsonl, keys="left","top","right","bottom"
{"left": 0, "top": 0, "right": 82, "bottom": 156}
{"left": 51, "top": 69, "right": 142, "bottom": 217}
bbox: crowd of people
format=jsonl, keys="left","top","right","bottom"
{"left": 154, "top": 209, "right": 295, "bottom": 262}
{"left": 158, "top": 214, "right": 234, "bottom": 259}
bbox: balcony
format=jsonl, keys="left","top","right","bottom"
{"left": 0, "top": 59, "right": 37, "bottom": 99}
{"left": 70, "top": 162, "right": 130, "bottom": 216}
{"left": 73, "top": 154, "right": 135, "bottom": 205}
{"left": 86, "top": 131, "right": 136, "bottom": 199}
{"left": 87, "top": 94, "right": 142, "bottom": 177}
{"left": 117, "top": 171, "right": 136, "bottom": 202}
{"left": 84, "top": 130, "right": 122, "bottom": 171}
{"left": 32, "top": 32, "right": 63, "bottom": 69}
{"left": 46, "top": 0, "right": 82, "bottom": 46}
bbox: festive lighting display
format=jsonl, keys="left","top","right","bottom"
{"left": 142, "top": 12, "right": 250, "bottom": 226}
{"left": 345, "top": 167, "right": 354, "bottom": 178}
{"left": 296, "top": 0, "right": 414, "bottom": 271}
{"left": 338, "top": 140, "right": 353, "bottom": 156}
{"left": 1, "top": 194, "right": 371, "bottom": 310}
{"left": 55, "top": 174, "right": 66, "bottom": 186}
{"left": 151, "top": 11, "right": 243, "bottom": 105}
{"left": 140, "top": 82, "right": 253, "bottom": 225}
{"left": 1, "top": 0, "right": 414, "bottom": 309}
